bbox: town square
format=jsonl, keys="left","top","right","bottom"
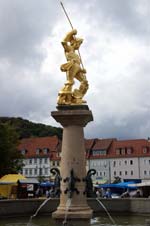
{"left": 0, "top": 1, "right": 150, "bottom": 226}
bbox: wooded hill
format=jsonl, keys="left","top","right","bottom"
{"left": 0, "top": 117, "right": 62, "bottom": 139}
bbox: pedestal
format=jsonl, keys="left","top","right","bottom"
{"left": 51, "top": 105, "right": 93, "bottom": 220}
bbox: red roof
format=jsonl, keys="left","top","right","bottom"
{"left": 109, "top": 139, "right": 150, "bottom": 157}
{"left": 89, "top": 138, "right": 150, "bottom": 159}
{"left": 18, "top": 136, "right": 60, "bottom": 158}
{"left": 84, "top": 139, "right": 95, "bottom": 150}
{"left": 92, "top": 138, "right": 116, "bottom": 150}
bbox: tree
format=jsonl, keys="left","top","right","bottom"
{"left": 0, "top": 123, "right": 23, "bottom": 177}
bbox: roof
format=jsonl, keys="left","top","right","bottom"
{"left": 84, "top": 139, "right": 95, "bottom": 150}
{"left": 18, "top": 136, "right": 60, "bottom": 157}
{"left": 93, "top": 138, "right": 116, "bottom": 150}
{"left": 109, "top": 139, "right": 150, "bottom": 157}
{"left": 89, "top": 138, "right": 150, "bottom": 159}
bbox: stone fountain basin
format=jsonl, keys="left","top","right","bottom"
{"left": 0, "top": 198, "right": 150, "bottom": 218}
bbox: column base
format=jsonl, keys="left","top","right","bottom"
{"left": 52, "top": 206, "right": 93, "bottom": 220}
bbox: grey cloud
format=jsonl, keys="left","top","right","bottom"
{"left": 85, "top": 110, "right": 150, "bottom": 140}
{"left": 70, "top": 0, "right": 150, "bottom": 39}
{"left": 1, "top": 0, "right": 150, "bottom": 140}
{"left": 0, "top": 0, "right": 59, "bottom": 68}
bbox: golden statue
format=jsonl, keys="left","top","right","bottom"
{"left": 57, "top": 29, "right": 89, "bottom": 105}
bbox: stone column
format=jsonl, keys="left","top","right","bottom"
{"left": 51, "top": 105, "right": 93, "bottom": 220}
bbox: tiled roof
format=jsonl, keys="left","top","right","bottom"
{"left": 92, "top": 138, "right": 116, "bottom": 150}
{"left": 84, "top": 139, "right": 95, "bottom": 149}
{"left": 110, "top": 139, "right": 150, "bottom": 156}
{"left": 89, "top": 138, "right": 150, "bottom": 159}
{"left": 18, "top": 136, "right": 150, "bottom": 160}
{"left": 18, "top": 136, "right": 59, "bottom": 158}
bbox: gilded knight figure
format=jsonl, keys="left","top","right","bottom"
{"left": 57, "top": 29, "right": 89, "bottom": 105}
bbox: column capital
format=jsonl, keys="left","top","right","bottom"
{"left": 51, "top": 105, "right": 93, "bottom": 127}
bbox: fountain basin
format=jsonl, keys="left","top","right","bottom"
{"left": 0, "top": 198, "right": 150, "bottom": 218}
{"left": 0, "top": 214, "right": 149, "bottom": 226}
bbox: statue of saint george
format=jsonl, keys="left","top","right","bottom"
{"left": 57, "top": 29, "right": 88, "bottom": 105}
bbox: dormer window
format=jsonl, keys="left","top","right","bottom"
{"left": 43, "top": 148, "right": 49, "bottom": 154}
{"left": 21, "top": 149, "right": 27, "bottom": 155}
{"left": 143, "top": 147, "right": 148, "bottom": 154}
{"left": 121, "top": 148, "right": 126, "bottom": 155}
{"left": 36, "top": 148, "right": 41, "bottom": 155}
{"left": 127, "top": 148, "right": 132, "bottom": 154}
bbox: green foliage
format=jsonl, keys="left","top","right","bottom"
{"left": 0, "top": 123, "right": 24, "bottom": 177}
{"left": 0, "top": 117, "right": 62, "bottom": 139}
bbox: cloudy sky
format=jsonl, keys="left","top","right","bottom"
{"left": 0, "top": 0, "right": 150, "bottom": 139}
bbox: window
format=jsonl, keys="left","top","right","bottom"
{"left": 114, "top": 171, "right": 116, "bottom": 176}
{"left": 44, "top": 158, "right": 48, "bottom": 164}
{"left": 143, "top": 147, "right": 148, "bottom": 154}
{"left": 113, "top": 161, "right": 116, "bottom": 167}
{"left": 52, "top": 161, "right": 55, "bottom": 166}
{"left": 125, "top": 171, "right": 127, "bottom": 175}
{"left": 29, "top": 169, "right": 32, "bottom": 175}
{"left": 93, "top": 150, "right": 106, "bottom": 155}
{"left": 144, "top": 170, "right": 147, "bottom": 176}
{"left": 29, "top": 159, "right": 32, "bottom": 164}
{"left": 45, "top": 168, "right": 48, "bottom": 175}
{"left": 104, "top": 171, "right": 106, "bottom": 176}
{"left": 39, "top": 168, "right": 42, "bottom": 176}
{"left": 34, "top": 168, "right": 37, "bottom": 175}
{"left": 124, "top": 160, "right": 127, "bottom": 165}
{"left": 131, "top": 170, "right": 133, "bottom": 175}
{"left": 127, "top": 148, "right": 132, "bottom": 154}
{"left": 119, "top": 171, "right": 122, "bottom": 176}
{"left": 130, "top": 160, "right": 133, "bottom": 165}
{"left": 21, "top": 149, "right": 26, "bottom": 155}
{"left": 43, "top": 148, "right": 49, "bottom": 154}
{"left": 57, "top": 161, "right": 59, "bottom": 166}
{"left": 119, "top": 161, "right": 121, "bottom": 166}
{"left": 25, "top": 169, "right": 28, "bottom": 175}
{"left": 34, "top": 158, "right": 37, "bottom": 164}
{"left": 36, "top": 148, "right": 41, "bottom": 155}
{"left": 39, "top": 158, "right": 42, "bottom": 164}
{"left": 121, "top": 148, "right": 126, "bottom": 155}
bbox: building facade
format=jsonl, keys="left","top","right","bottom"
{"left": 18, "top": 136, "right": 150, "bottom": 183}
{"left": 18, "top": 136, "right": 61, "bottom": 181}
{"left": 88, "top": 139, "right": 150, "bottom": 183}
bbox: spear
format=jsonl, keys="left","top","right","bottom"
{"left": 60, "top": 1, "right": 85, "bottom": 70}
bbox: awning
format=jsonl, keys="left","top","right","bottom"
{"left": 18, "top": 179, "right": 39, "bottom": 184}
{"left": 98, "top": 181, "right": 137, "bottom": 189}
{"left": 40, "top": 181, "right": 55, "bottom": 187}
{"left": 0, "top": 174, "right": 26, "bottom": 184}
{"left": 128, "top": 181, "right": 150, "bottom": 187}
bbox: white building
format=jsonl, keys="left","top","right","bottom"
{"left": 18, "top": 136, "right": 61, "bottom": 181}
{"left": 87, "top": 139, "right": 150, "bottom": 183}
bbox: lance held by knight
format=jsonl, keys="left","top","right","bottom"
{"left": 57, "top": 2, "right": 89, "bottom": 105}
